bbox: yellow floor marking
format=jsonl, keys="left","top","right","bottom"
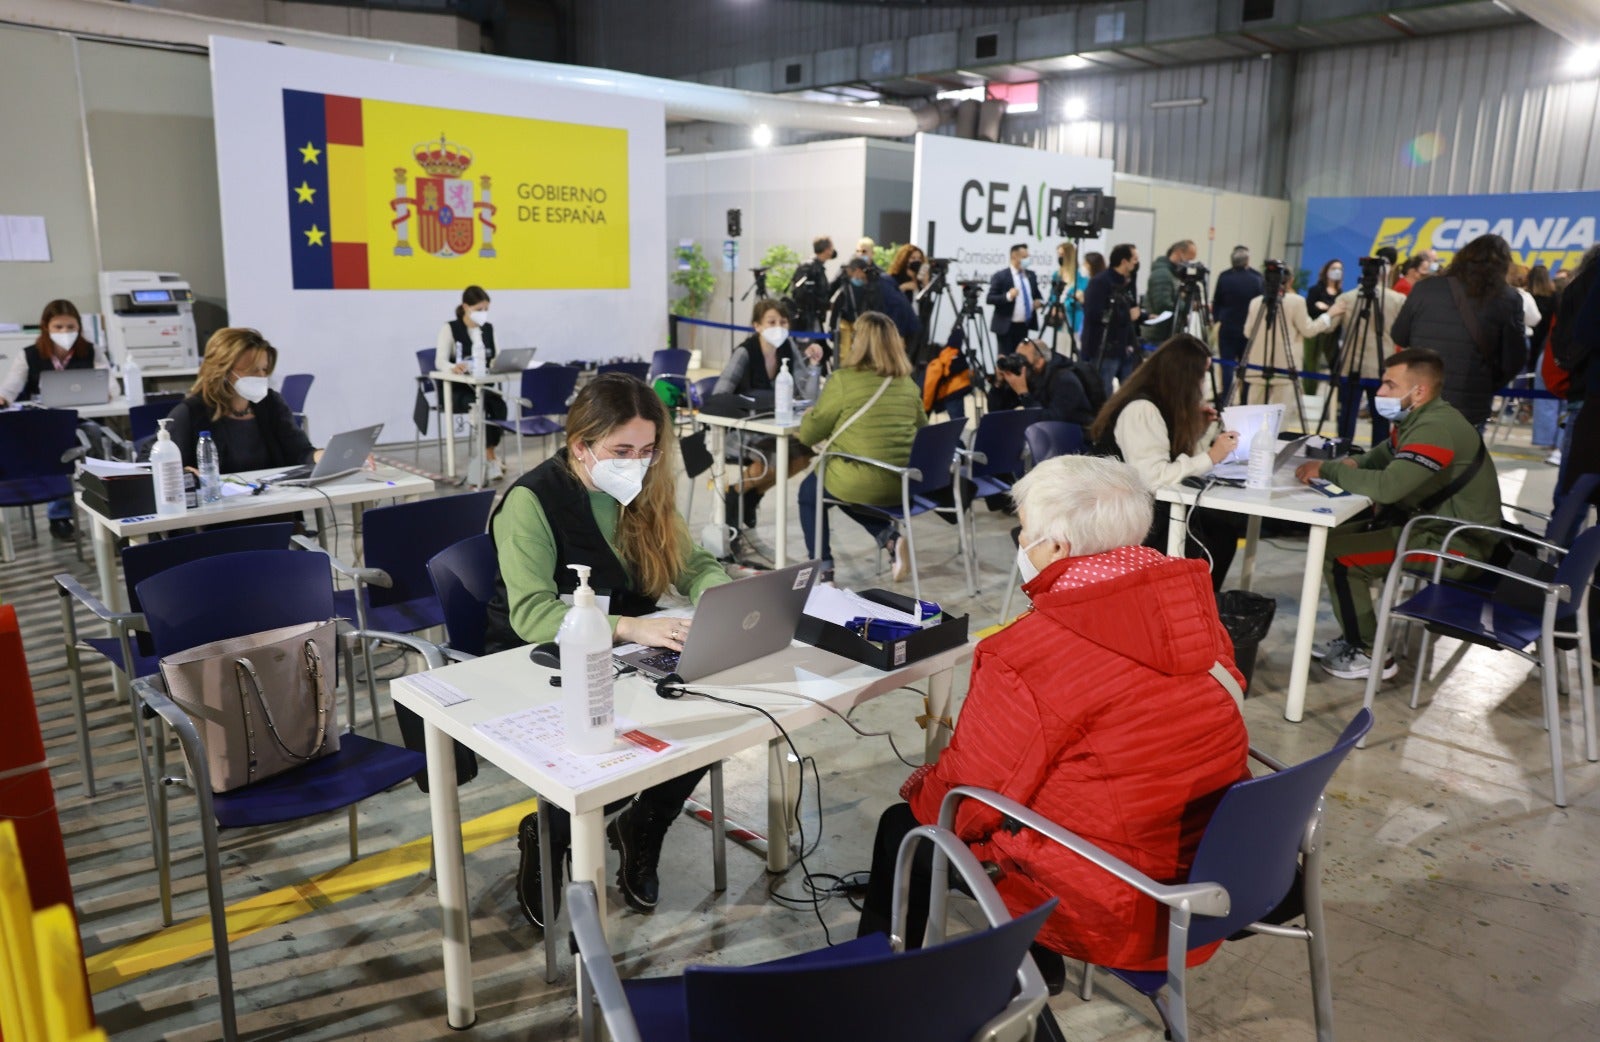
{"left": 85, "top": 797, "right": 537, "bottom": 992}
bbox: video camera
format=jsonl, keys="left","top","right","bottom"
{"left": 995, "top": 353, "right": 1029, "bottom": 375}
{"left": 1056, "top": 188, "right": 1117, "bottom": 239}
{"left": 1262, "top": 258, "right": 1286, "bottom": 295}
{"left": 928, "top": 258, "right": 952, "bottom": 280}
{"left": 1357, "top": 255, "right": 1385, "bottom": 297}
{"left": 1176, "top": 261, "right": 1209, "bottom": 283}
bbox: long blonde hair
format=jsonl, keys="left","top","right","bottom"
{"left": 192, "top": 328, "right": 277, "bottom": 420}
{"left": 564, "top": 374, "right": 684, "bottom": 599}
{"left": 845, "top": 311, "right": 911, "bottom": 377}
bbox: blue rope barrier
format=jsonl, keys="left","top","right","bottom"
{"left": 672, "top": 315, "right": 831, "bottom": 340}
{"left": 1207, "top": 357, "right": 1561, "bottom": 399}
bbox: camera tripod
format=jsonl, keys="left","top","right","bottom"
{"left": 1315, "top": 285, "right": 1383, "bottom": 443}
{"left": 1228, "top": 291, "right": 1309, "bottom": 431}
{"left": 742, "top": 267, "right": 770, "bottom": 304}
{"left": 1173, "top": 273, "right": 1216, "bottom": 396}
{"left": 925, "top": 278, "right": 999, "bottom": 394}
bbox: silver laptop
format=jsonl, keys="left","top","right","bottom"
{"left": 1212, "top": 435, "right": 1312, "bottom": 485}
{"left": 616, "top": 560, "right": 823, "bottom": 682}
{"left": 38, "top": 368, "right": 111, "bottom": 407}
{"left": 265, "top": 423, "right": 384, "bottom": 485}
{"left": 489, "top": 347, "right": 537, "bottom": 373}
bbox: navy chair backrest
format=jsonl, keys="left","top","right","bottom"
{"left": 122, "top": 523, "right": 296, "bottom": 654}
{"left": 1548, "top": 472, "right": 1600, "bottom": 546}
{"left": 651, "top": 348, "right": 691, "bottom": 380}
{"left": 906, "top": 418, "right": 968, "bottom": 498}
{"left": 1024, "top": 421, "right": 1084, "bottom": 467}
{"left": 520, "top": 365, "right": 582, "bottom": 417}
{"left": 279, "top": 374, "right": 314, "bottom": 414}
{"left": 597, "top": 361, "right": 650, "bottom": 381}
{"left": 691, "top": 375, "right": 719, "bottom": 406}
{"left": 1182, "top": 709, "right": 1372, "bottom": 949}
{"left": 683, "top": 900, "right": 1053, "bottom": 1042}
{"left": 416, "top": 348, "right": 438, "bottom": 395}
{"left": 970, "top": 408, "right": 1043, "bottom": 479}
{"left": 137, "top": 550, "right": 335, "bottom": 656}
{"left": 0, "top": 408, "right": 79, "bottom": 480}
{"left": 1554, "top": 526, "right": 1600, "bottom": 623}
{"left": 360, "top": 490, "right": 495, "bottom": 610}
{"left": 426, "top": 533, "right": 499, "bottom": 657}
{"left": 128, "top": 396, "right": 184, "bottom": 445}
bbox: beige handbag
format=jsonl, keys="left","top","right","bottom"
{"left": 160, "top": 620, "right": 340, "bottom": 792}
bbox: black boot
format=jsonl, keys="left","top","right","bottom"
{"left": 742, "top": 489, "right": 762, "bottom": 529}
{"left": 606, "top": 798, "right": 670, "bottom": 912}
{"left": 516, "top": 810, "right": 570, "bottom": 929}
{"left": 723, "top": 488, "right": 743, "bottom": 530}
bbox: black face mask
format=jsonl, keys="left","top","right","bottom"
{"left": 908, "top": 260, "right": 922, "bottom": 274}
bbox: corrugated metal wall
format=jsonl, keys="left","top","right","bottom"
{"left": 570, "top": 0, "right": 1055, "bottom": 78}
{"left": 1002, "top": 55, "right": 1286, "bottom": 197}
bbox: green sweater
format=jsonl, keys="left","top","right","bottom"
{"left": 491, "top": 486, "right": 731, "bottom": 644}
{"left": 798, "top": 368, "right": 927, "bottom": 505}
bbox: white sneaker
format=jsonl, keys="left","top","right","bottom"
{"left": 1311, "top": 636, "right": 1351, "bottom": 662}
{"left": 1545, "top": 448, "right": 1563, "bottom": 467}
{"left": 487, "top": 459, "right": 504, "bottom": 482}
{"left": 1321, "top": 645, "right": 1398, "bottom": 681}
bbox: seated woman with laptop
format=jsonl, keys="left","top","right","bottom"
{"left": 435, "top": 284, "right": 509, "bottom": 481}
{"left": 482, "top": 372, "right": 732, "bottom": 930}
{"left": 0, "top": 299, "right": 110, "bottom": 539}
{"left": 164, "top": 328, "right": 319, "bottom": 473}
{"left": 856, "top": 454, "right": 1250, "bottom": 992}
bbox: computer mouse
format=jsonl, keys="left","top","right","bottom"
{"left": 529, "top": 642, "right": 560, "bottom": 669}
{"left": 1181, "top": 476, "right": 1209, "bottom": 490}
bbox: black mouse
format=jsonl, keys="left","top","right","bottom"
{"left": 1181, "top": 476, "right": 1209, "bottom": 490}
{"left": 529, "top": 642, "right": 561, "bottom": 669}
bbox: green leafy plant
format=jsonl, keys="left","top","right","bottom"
{"left": 873, "top": 243, "right": 901, "bottom": 271}
{"left": 670, "top": 242, "right": 716, "bottom": 319}
{"left": 758, "top": 243, "right": 802, "bottom": 296}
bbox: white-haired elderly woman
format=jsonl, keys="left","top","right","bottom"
{"left": 856, "top": 455, "right": 1249, "bottom": 989}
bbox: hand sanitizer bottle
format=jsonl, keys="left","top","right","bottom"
{"left": 558, "top": 564, "right": 615, "bottom": 755}
{"left": 774, "top": 357, "right": 795, "bottom": 425}
{"left": 122, "top": 355, "right": 145, "bottom": 407}
{"left": 150, "top": 418, "right": 187, "bottom": 515}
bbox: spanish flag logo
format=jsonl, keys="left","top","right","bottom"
{"left": 282, "top": 89, "right": 630, "bottom": 291}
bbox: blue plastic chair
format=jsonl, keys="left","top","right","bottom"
{"left": 568, "top": 822, "right": 1053, "bottom": 1042}
{"left": 0, "top": 407, "right": 80, "bottom": 561}
{"left": 1023, "top": 420, "right": 1085, "bottom": 467}
{"left": 131, "top": 549, "right": 430, "bottom": 1042}
{"left": 598, "top": 361, "right": 651, "bottom": 381}
{"left": 814, "top": 417, "right": 973, "bottom": 602}
{"left": 689, "top": 375, "right": 718, "bottom": 408}
{"left": 491, "top": 364, "right": 582, "bottom": 468}
{"left": 305, "top": 490, "right": 495, "bottom": 734}
{"left": 938, "top": 709, "right": 1373, "bottom": 1042}
{"left": 426, "top": 532, "right": 499, "bottom": 660}
{"left": 650, "top": 347, "right": 692, "bottom": 391}
{"left": 54, "top": 522, "right": 295, "bottom": 798}
{"left": 279, "top": 373, "right": 314, "bottom": 434}
{"left": 958, "top": 407, "right": 1042, "bottom": 584}
{"left": 1367, "top": 518, "right": 1600, "bottom": 807}
{"left": 122, "top": 393, "right": 185, "bottom": 458}
{"left": 414, "top": 347, "right": 444, "bottom": 462}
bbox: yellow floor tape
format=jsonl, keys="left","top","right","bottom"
{"left": 85, "top": 797, "right": 538, "bottom": 993}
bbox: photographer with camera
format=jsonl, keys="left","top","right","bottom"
{"left": 1083, "top": 243, "right": 1143, "bottom": 399}
{"left": 1240, "top": 261, "right": 1348, "bottom": 408}
{"left": 788, "top": 236, "right": 836, "bottom": 333}
{"left": 1143, "top": 241, "right": 1197, "bottom": 344}
{"left": 990, "top": 338, "right": 1101, "bottom": 428}
{"left": 832, "top": 255, "right": 920, "bottom": 360}
{"left": 1330, "top": 256, "right": 1406, "bottom": 445}
{"left": 987, "top": 243, "right": 1043, "bottom": 357}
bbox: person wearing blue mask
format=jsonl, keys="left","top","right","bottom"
{"left": 987, "top": 242, "right": 1043, "bottom": 357}
{"left": 1294, "top": 348, "right": 1503, "bottom": 681}
{"left": 481, "top": 373, "right": 732, "bottom": 931}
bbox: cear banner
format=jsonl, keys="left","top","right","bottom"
{"left": 1303, "top": 191, "right": 1600, "bottom": 276}
{"left": 282, "top": 89, "right": 629, "bottom": 290}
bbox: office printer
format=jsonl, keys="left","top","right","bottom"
{"left": 99, "top": 270, "right": 198, "bottom": 373}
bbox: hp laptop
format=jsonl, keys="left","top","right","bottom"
{"left": 38, "top": 369, "right": 111, "bottom": 407}
{"left": 617, "top": 560, "right": 822, "bottom": 682}
{"left": 264, "top": 424, "right": 384, "bottom": 485}
{"left": 489, "top": 347, "right": 537, "bottom": 374}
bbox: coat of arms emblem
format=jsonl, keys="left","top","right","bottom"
{"left": 390, "top": 133, "right": 498, "bottom": 259}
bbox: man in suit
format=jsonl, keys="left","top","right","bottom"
{"left": 987, "top": 243, "right": 1043, "bottom": 356}
{"left": 1212, "top": 246, "right": 1264, "bottom": 403}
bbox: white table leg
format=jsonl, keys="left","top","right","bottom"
{"left": 424, "top": 720, "right": 474, "bottom": 1029}
{"left": 774, "top": 433, "right": 790, "bottom": 567}
{"left": 1285, "top": 525, "right": 1329, "bottom": 722}
{"left": 441, "top": 380, "right": 457, "bottom": 479}
{"left": 570, "top": 808, "right": 608, "bottom": 927}
{"left": 92, "top": 519, "right": 123, "bottom": 613}
{"left": 924, "top": 667, "right": 954, "bottom": 760}
{"left": 468, "top": 379, "right": 486, "bottom": 488}
{"left": 765, "top": 737, "right": 798, "bottom": 873}
{"left": 1165, "top": 501, "right": 1187, "bottom": 556}
{"left": 1238, "top": 515, "right": 1263, "bottom": 591}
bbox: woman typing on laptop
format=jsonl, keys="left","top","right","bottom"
{"left": 434, "top": 284, "right": 508, "bottom": 481}
{"left": 164, "top": 328, "right": 318, "bottom": 473}
{"left": 482, "top": 373, "right": 731, "bottom": 930}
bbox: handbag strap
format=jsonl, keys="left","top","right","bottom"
{"left": 1445, "top": 276, "right": 1492, "bottom": 366}
{"left": 813, "top": 375, "right": 893, "bottom": 457}
{"left": 1210, "top": 661, "right": 1245, "bottom": 711}
{"left": 232, "top": 637, "right": 330, "bottom": 766}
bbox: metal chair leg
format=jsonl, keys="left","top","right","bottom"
{"left": 57, "top": 590, "right": 95, "bottom": 797}
{"left": 901, "top": 481, "right": 921, "bottom": 605}
{"left": 1539, "top": 629, "right": 1567, "bottom": 807}
{"left": 1409, "top": 629, "right": 1433, "bottom": 709}
{"left": 710, "top": 761, "right": 727, "bottom": 892}
{"left": 1577, "top": 619, "right": 1598, "bottom": 762}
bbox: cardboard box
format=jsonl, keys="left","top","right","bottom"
{"left": 796, "top": 588, "right": 969, "bottom": 670}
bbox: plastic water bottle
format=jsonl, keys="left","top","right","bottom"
{"left": 1246, "top": 423, "right": 1275, "bottom": 490}
{"left": 471, "top": 337, "right": 487, "bottom": 378}
{"left": 197, "top": 431, "right": 222, "bottom": 504}
{"left": 558, "top": 564, "right": 615, "bottom": 755}
{"left": 775, "top": 358, "right": 796, "bottom": 425}
{"left": 150, "top": 418, "right": 186, "bottom": 516}
{"left": 807, "top": 359, "right": 822, "bottom": 400}
{"left": 122, "top": 356, "right": 145, "bottom": 407}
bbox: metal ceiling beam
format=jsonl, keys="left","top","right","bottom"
{"left": 1501, "top": 0, "right": 1600, "bottom": 44}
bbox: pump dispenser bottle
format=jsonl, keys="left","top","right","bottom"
{"left": 558, "top": 564, "right": 615, "bottom": 754}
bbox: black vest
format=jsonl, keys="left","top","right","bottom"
{"left": 1091, "top": 393, "right": 1155, "bottom": 459}
{"left": 447, "top": 317, "right": 496, "bottom": 367}
{"left": 21, "top": 343, "right": 94, "bottom": 401}
{"left": 483, "top": 450, "right": 659, "bottom": 653}
{"left": 729, "top": 335, "right": 806, "bottom": 394}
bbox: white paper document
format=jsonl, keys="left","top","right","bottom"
{"left": 803, "top": 584, "right": 922, "bottom": 628}
{"left": 1218, "top": 404, "right": 1284, "bottom": 465}
{"left": 81, "top": 456, "right": 151, "bottom": 478}
{"left": 407, "top": 672, "right": 471, "bottom": 707}
{"left": 0, "top": 216, "right": 50, "bottom": 262}
{"left": 475, "top": 705, "right": 674, "bottom": 787}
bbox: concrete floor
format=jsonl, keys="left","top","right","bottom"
{"left": 6, "top": 408, "right": 1597, "bottom": 1041}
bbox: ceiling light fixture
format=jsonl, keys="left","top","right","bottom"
{"left": 1062, "top": 96, "right": 1088, "bottom": 120}
{"left": 1568, "top": 44, "right": 1600, "bottom": 77}
{"left": 1149, "top": 97, "right": 1206, "bottom": 109}
{"left": 751, "top": 123, "right": 774, "bottom": 147}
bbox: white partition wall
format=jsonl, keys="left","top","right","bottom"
{"left": 211, "top": 36, "right": 666, "bottom": 442}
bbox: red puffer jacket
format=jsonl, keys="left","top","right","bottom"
{"left": 906, "top": 546, "right": 1250, "bottom": 972}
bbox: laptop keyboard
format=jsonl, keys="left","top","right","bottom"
{"left": 638, "top": 650, "right": 681, "bottom": 673}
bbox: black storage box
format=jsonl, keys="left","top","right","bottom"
{"left": 796, "top": 588, "right": 970, "bottom": 670}
{"left": 77, "top": 470, "right": 156, "bottom": 520}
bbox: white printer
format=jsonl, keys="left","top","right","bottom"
{"left": 99, "top": 270, "right": 199, "bottom": 373}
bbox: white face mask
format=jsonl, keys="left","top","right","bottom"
{"left": 233, "top": 375, "right": 270, "bottom": 403}
{"left": 1373, "top": 392, "right": 1411, "bottom": 422}
{"left": 760, "top": 326, "right": 789, "bottom": 348}
{"left": 1016, "top": 536, "right": 1050, "bottom": 586}
{"left": 470, "top": 309, "right": 490, "bottom": 326}
{"left": 584, "top": 452, "right": 649, "bottom": 506}
{"left": 49, "top": 331, "right": 78, "bottom": 351}
{"left": 1327, "top": 268, "right": 1343, "bottom": 282}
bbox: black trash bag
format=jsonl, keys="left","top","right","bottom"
{"left": 1217, "top": 590, "right": 1276, "bottom": 696}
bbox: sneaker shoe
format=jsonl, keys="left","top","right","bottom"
{"left": 487, "top": 458, "right": 504, "bottom": 482}
{"left": 1311, "top": 636, "right": 1351, "bottom": 662}
{"left": 1545, "top": 449, "right": 1563, "bottom": 467}
{"left": 890, "top": 534, "right": 909, "bottom": 582}
{"left": 606, "top": 801, "right": 666, "bottom": 912}
{"left": 48, "top": 517, "right": 75, "bottom": 541}
{"left": 515, "top": 811, "right": 568, "bottom": 929}
{"left": 1321, "top": 645, "right": 1398, "bottom": 681}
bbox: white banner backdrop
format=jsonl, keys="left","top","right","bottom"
{"left": 210, "top": 36, "right": 666, "bottom": 445}
{"left": 911, "top": 134, "right": 1116, "bottom": 342}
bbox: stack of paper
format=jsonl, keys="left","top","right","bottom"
{"left": 803, "top": 584, "right": 922, "bottom": 628}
